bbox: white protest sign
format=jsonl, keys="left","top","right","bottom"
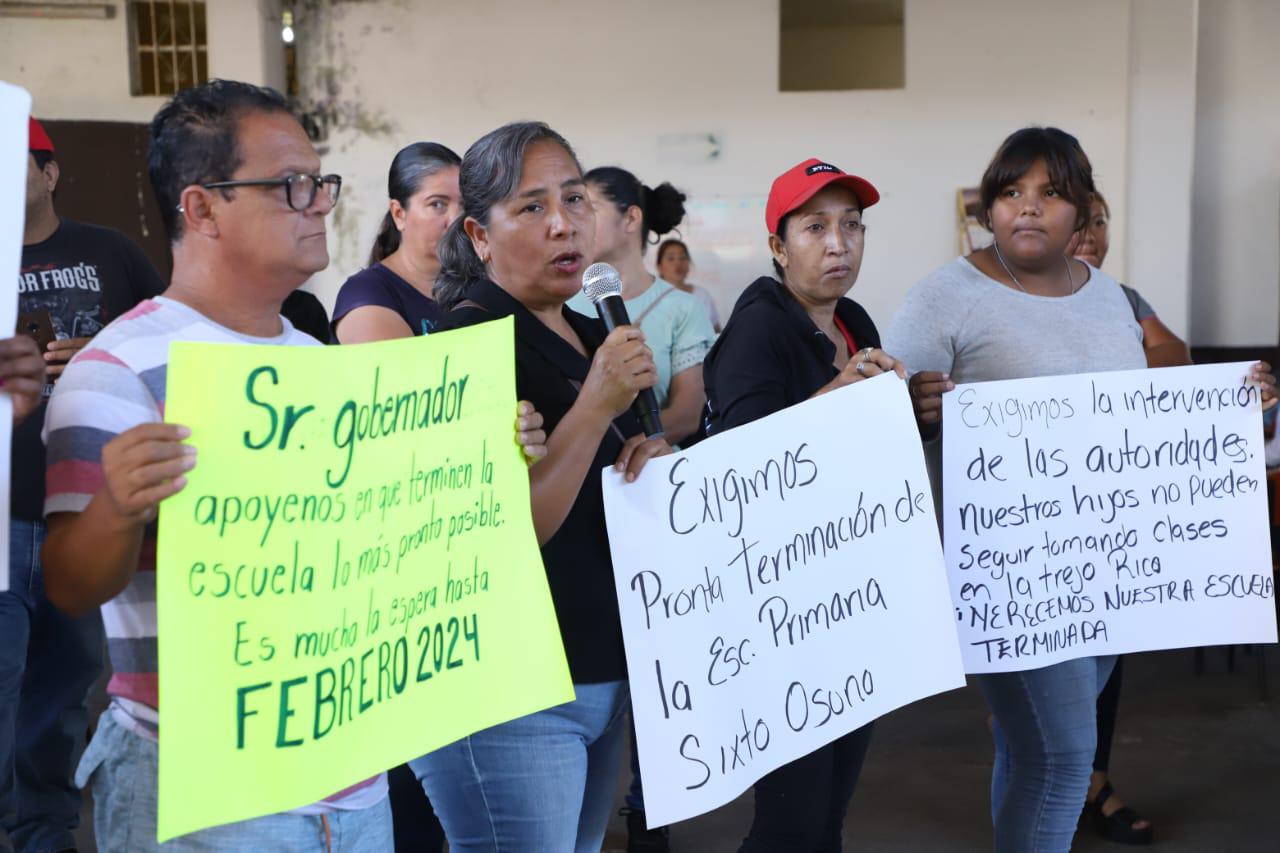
{"left": 603, "top": 373, "right": 965, "bottom": 828}
{"left": 943, "top": 363, "right": 1277, "bottom": 674}
{"left": 0, "top": 83, "right": 31, "bottom": 591}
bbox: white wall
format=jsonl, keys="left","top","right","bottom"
{"left": 1124, "top": 0, "right": 1199, "bottom": 340}
{"left": 1190, "top": 0, "right": 1280, "bottom": 347}
{"left": 303, "top": 0, "right": 1133, "bottom": 326}
{"left": 0, "top": 0, "right": 284, "bottom": 121}
{"left": 11, "top": 0, "right": 1260, "bottom": 345}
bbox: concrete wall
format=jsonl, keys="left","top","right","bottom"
{"left": 1124, "top": 0, "right": 1199, "bottom": 340}
{"left": 296, "top": 0, "right": 1133, "bottom": 327}
{"left": 6, "top": 0, "right": 1273, "bottom": 348}
{"left": 0, "top": 0, "right": 284, "bottom": 121}
{"left": 1190, "top": 0, "right": 1280, "bottom": 346}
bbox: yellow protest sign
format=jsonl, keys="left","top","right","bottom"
{"left": 156, "top": 318, "right": 572, "bottom": 842}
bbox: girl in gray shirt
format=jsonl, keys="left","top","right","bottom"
{"left": 885, "top": 127, "right": 1137, "bottom": 853}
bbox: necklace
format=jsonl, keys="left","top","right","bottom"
{"left": 992, "top": 239, "right": 1076, "bottom": 295}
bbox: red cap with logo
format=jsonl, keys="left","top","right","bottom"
{"left": 28, "top": 117, "right": 54, "bottom": 154}
{"left": 765, "top": 158, "right": 879, "bottom": 234}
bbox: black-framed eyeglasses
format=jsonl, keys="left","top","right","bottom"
{"left": 200, "top": 173, "right": 342, "bottom": 211}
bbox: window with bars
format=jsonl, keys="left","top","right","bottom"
{"left": 128, "top": 1, "right": 208, "bottom": 96}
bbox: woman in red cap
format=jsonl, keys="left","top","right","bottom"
{"left": 702, "top": 158, "right": 908, "bottom": 852}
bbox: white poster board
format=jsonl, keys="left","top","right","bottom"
{"left": 943, "top": 363, "right": 1277, "bottom": 674}
{"left": 0, "top": 83, "right": 31, "bottom": 591}
{"left": 603, "top": 374, "right": 965, "bottom": 828}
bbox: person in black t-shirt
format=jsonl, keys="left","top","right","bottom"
{"left": 406, "top": 121, "right": 669, "bottom": 853}
{"left": 0, "top": 117, "right": 164, "bottom": 852}
{"left": 280, "top": 289, "right": 333, "bottom": 343}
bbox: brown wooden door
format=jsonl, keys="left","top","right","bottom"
{"left": 41, "top": 119, "right": 172, "bottom": 281}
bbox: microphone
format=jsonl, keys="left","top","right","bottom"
{"left": 582, "top": 262, "right": 664, "bottom": 438}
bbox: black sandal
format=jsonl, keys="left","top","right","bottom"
{"left": 1085, "top": 781, "right": 1154, "bottom": 845}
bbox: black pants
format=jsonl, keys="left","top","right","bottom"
{"left": 1093, "top": 655, "right": 1124, "bottom": 772}
{"left": 739, "top": 724, "right": 873, "bottom": 853}
{"left": 388, "top": 763, "right": 445, "bottom": 852}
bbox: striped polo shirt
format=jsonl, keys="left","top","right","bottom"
{"left": 44, "top": 296, "right": 385, "bottom": 811}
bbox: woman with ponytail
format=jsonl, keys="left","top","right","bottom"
{"left": 414, "top": 122, "right": 670, "bottom": 852}
{"left": 333, "top": 142, "right": 461, "bottom": 342}
{"left": 566, "top": 168, "right": 714, "bottom": 449}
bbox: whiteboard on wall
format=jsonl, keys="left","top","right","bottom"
{"left": 675, "top": 196, "right": 773, "bottom": 326}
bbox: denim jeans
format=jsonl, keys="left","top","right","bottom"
{"left": 0, "top": 519, "right": 104, "bottom": 853}
{"left": 409, "top": 681, "right": 629, "bottom": 853}
{"left": 77, "top": 712, "right": 393, "bottom": 851}
{"left": 977, "top": 655, "right": 1116, "bottom": 853}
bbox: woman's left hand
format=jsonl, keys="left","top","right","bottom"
{"left": 614, "top": 434, "right": 672, "bottom": 483}
{"left": 516, "top": 400, "right": 548, "bottom": 464}
{"left": 1250, "top": 361, "right": 1277, "bottom": 411}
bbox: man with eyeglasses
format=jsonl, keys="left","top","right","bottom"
{"left": 2, "top": 116, "right": 164, "bottom": 853}
{"left": 38, "top": 80, "right": 394, "bottom": 850}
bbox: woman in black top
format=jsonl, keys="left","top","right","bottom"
{"left": 406, "top": 121, "right": 669, "bottom": 853}
{"left": 702, "top": 158, "right": 910, "bottom": 852}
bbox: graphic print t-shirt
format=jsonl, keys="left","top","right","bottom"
{"left": 14, "top": 220, "right": 165, "bottom": 521}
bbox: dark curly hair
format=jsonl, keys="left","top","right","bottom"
{"left": 148, "top": 79, "right": 293, "bottom": 242}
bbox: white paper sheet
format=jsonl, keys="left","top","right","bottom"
{"left": 0, "top": 83, "right": 33, "bottom": 591}
{"left": 603, "top": 374, "right": 965, "bottom": 828}
{"left": 943, "top": 363, "right": 1277, "bottom": 673}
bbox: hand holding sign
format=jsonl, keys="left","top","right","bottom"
{"left": 908, "top": 370, "right": 955, "bottom": 427}
{"left": 516, "top": 400, "right": 547, "bottom": 463}
{"left": 103, "top": 423, "right": 196, "bottom": 524}
{"left": 0, "top": 334, "right": 47, "bottom": 423}
{"left": 614, "top": 433, "right": 673, "bottom": 483}
{"left": 1248, "top": 361, "right": 1276, "bottom": 410}
{"left": 816, "top": 347, "right": 906, "bottom": 398}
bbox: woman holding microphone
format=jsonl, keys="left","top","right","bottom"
{"left": 412, "top": 121, "right": 670, "bottom": 853}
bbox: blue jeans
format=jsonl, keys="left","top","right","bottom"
{"left": 409, "top": 681, "right": 629, "bottom": 853}
{"left": 78, "top": 712, "right": 393, "bottom": 851}
{"left": 977, "top": 655, "right": 1116, "bottom": 853}
{"left": 0, "top": 519, "right": 104, "bottom": 853}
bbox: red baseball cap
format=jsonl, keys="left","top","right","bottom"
{"left": 765, "top": 158, "right": 879, "bottom": 234}
{"left": 28, "top": 117, "right": 54, "bottom": 154}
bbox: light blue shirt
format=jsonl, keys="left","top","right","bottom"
{"left": 568, "top": 277, "right": 715, "bottom": 409}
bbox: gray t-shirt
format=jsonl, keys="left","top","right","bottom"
{"left": 1120, "top": 283, "right": 1156, "bottom": 323}
{"left": 884, "top": 256, "right": 1146, "bottom": 383}
{"left": 885, "top": 257, "right": 1148, "bottom": 518}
